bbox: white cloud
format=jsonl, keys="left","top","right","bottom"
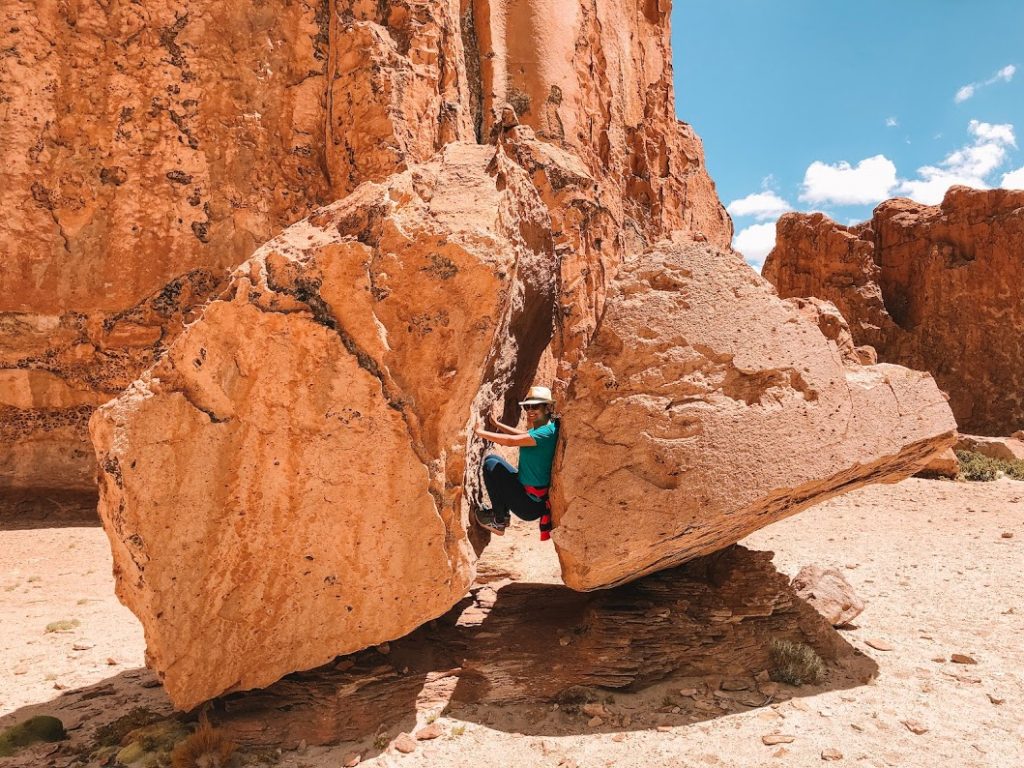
{"left": 1002, "top": 166, "right": 1024, "bottom": 189}
{"left": 733, "top": 223, "right": 777, "bottom": 272}
{"left": 885, "top": 117, "right": 899, "bottom": 128}
{"left": 954, "top": 64, "right": 1017, "bottom": 103}
{"left": 799, "top": 155, "right": 899, "bottom": 206}
{"left": 955, "top": 85, "right": 976, "bottom": 104}
{"left": 970, "top": 119, "right": 1016, "bottom": 146}
{"left": 726, "top": 191, "right": 793, "bottom": 221}
{"left": 897, "top": 120, "right": 1016, "bottom": 204}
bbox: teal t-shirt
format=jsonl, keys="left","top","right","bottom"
{"left": 518, "top": 421, "right": 558, "bottom": 487}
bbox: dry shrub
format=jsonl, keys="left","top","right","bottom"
{"left": 768, "top": 639, "right": 824, "bottom": 686}
{"left": 955, "top": 450, "right": 1024, "bottom": 481}
{"left": 170, "top": 714, "right": 235, "bottom": 768}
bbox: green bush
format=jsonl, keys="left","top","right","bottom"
{"left": 955, "top": 450, "right": 1024, "bottom": 482}
{"left": 768, "top": 639, "right": 825, "bottom": 686}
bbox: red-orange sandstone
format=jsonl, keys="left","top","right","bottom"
{"left": 764, "top": 186, "right": 1024, "bottom": 435}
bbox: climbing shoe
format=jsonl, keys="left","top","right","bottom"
{"left": 475, "top": 508, "right": 508, "bottom": 536}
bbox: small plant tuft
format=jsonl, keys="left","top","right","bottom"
{"left": 449, "top": 724, "right": 466, "bottom": 738}
{"left": 45, "top": 619, "right": 80, "bottom": 633}
{"left": 768, "top": 639, "right": 825, "bottom": 686}
{"left": 170, "top": 714, "right": 235, "bottom": 768}
{"left": 956, "top": 450, "right": 1024, "bottom": 482}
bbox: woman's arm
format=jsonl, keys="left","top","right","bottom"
{"left": 488, "top": 415, "right": 528, "bottom": 435}
{"left": 474, "top": 423, "right": 537, "bottom": 447}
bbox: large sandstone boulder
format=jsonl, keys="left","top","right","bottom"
{"left": 551, "top": 242, "right": 957, "bottom": 590}
{"left": 2, "top": 0, "right": 729, "bottom": 496}
{"left": 90, "top": 144, "right": 556, "bottom": 710}
{"left": 764, "top": 186, "right": 1024, "bottom": 436}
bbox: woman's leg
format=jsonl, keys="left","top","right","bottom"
{"left": 482, "top": 454, "right": 519, "bottom": 523}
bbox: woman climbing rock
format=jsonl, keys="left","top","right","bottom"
{"left": 473, "top": 386, "right": 559, "bottom": 539}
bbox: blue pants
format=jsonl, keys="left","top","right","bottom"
{"left": 482, "top": 454, "right": 547, "bottom": 522}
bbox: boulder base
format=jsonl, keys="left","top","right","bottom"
{"left": 552, "top": 242, "right": 957, "bottom": 591}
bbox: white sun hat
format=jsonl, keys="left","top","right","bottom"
{"left": 519, "top": 386, "right": 555, "bottom": 406}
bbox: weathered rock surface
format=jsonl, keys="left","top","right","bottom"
{"left": 3, "top": 0, "right": 728, "bottom": 494}
{"left": 792, "top": 565, "right": 865, "bottom": 627}
{"left": 764, "top": 186, "right": 1024, "bottom": 435}
{"left": 552, "top": 242, "right": 957, "bottom": 590}
{"left": 955, "top": 434, "right": 1024, "bottom": 462}
{"left": 90, "top": 144, "right": 556, "bottom": 710}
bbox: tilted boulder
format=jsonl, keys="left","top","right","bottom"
{"left": 764, "top": 186, "right": 1024, "bottom": 435}
{"left": 90, "top": 144, "right": 556, "bottom": 710}
{"left": 552, "top": 242, "right": 957, "bottom": 591}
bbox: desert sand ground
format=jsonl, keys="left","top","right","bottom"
{"left": 2, "top": 478, "right": 1021, "bottom": 767}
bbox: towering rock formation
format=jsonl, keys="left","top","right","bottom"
{"left": 1, "top": 0, "right": 727, "bottom": 495}
{"left": 78, "top": 2, "right": 957, "bottom": 712}
{"left": 764, "top": 187, "right": 1024, "bottom": 435}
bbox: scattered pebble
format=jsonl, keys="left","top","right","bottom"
{"left": 762, "top": 734, "right": 796, "bottom": 745}
{"left": 106, "top": 657, "right": 118, "bottom": 666}
{"left": 902, "top": 719, "right": 928, "bottom": 735}
{"left": 415, "top": 722, "right": 442, "bottom": 740}
{"left": 866, "top": 639, "right": 893, "bottom": 651}
{"left": 951, "top": 653, "right": 977, "bottom": 665}
{"left": 987, "top": 693, "right": 1005, "bottom": 705}
{"left": 1000, "top": 531, "right": 1013, "bottom": 539}
{"left": 72, "top": 643, "right": 93, "bottom": 651}
{"left": 587, "top": 716, "right": 604, "bottom": 728}
{"left": 612, "top": 733, "right": 626, "bottom": 742}
{"left": 375, "top": 642, "right": 391, "bottom": 655}
{"left": 342, "top": 753, "right": 361, "bottom": 767}
{"left": 393, "top": 733, "right": 416, "bottom": 754}
{"left": 720, "top": 678, "right": 751, "bottom": 691}
{"left": 821, "top": 747, "right": 843, "bottom": 761}
{"left": 678, "top": 688, "right": 699, "bottom": 697}
{"left": 582, "top": 703, "right": 608, "bottom": 718}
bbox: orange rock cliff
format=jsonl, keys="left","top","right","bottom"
{"left": 1, "top": 1, "right": 958, "bottom": 711}
{"left": 764, "top": 186, "right": 1024, "bottom": 436}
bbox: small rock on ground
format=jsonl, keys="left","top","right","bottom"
{"left": 393, "top": 733, "right": 417, "bottom": 753}
{"left": 415, "top": 722, "right": 442, "bottom": 740}
{"left": 902, "top": 719, "right": 929, "bottom": 735}
{"left": 762, "top": 734, "right": 796, "bottom": 745}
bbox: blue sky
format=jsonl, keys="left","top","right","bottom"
{"left": 673, "top": 1, "right": 1024, "bottom": 269}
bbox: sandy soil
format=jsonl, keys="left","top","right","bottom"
{"left": 2, "top": 478, "right": 1022, "bottom": 767}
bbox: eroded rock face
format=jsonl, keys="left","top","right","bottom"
{"left": 764, "top": 187, "right": 1024, "bottom": 435}
{"left": 552, "top": 242, "right": 956, "bottom": 591}
{"left": 3, "top": 0, "right": 728, "bottom": 494}
{"left": 90, "top": 144, "right": 556, "bottom": 710}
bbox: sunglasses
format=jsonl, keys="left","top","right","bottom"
{"left": 521, "top": 403, "right": 545, "bottom": 411}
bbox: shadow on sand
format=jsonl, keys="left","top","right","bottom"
{"left": 0, "top": 491, "right": 99, "bottom": 530}
{"left": 0, "top": 546, "right": 878, "bottom": 764}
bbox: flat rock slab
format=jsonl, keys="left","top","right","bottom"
{"left": 552, "top": 242, "right": 957, "bottom": 590}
